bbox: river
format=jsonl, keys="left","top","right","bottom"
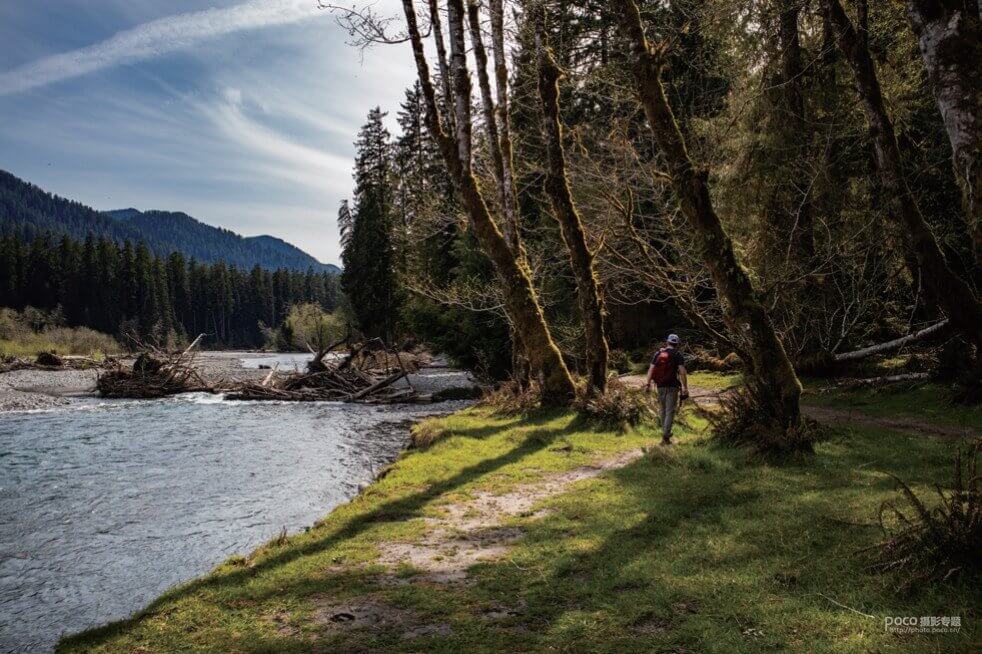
{"left": 0, "top": 374, "right": 470, "bottom": 653}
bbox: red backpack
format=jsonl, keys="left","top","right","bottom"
{"left": 650, "top": 348, "right": 678, "bottom": 385}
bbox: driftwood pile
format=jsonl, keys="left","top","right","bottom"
{"left": 226, "top": 338, "right": 422, "bottom": 403}
{"left": 97, "top": 336, "right": 211, "bottom": 399}
{"left": 95, "top": 336, "right": 426, "bottom": 404}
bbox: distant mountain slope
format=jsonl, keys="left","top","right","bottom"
{"left": 0, "top": 170, "right": 339, "bottom": 273}
{"left": 106, "top": 209, "right": 339, "bottom": 273}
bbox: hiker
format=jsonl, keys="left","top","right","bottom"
{"left": 645, "top": 334, "right": 689, "bottom": 444}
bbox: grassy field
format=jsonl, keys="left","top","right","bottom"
{"left": 60, "top": 394, "right": 978, "bottom": 653}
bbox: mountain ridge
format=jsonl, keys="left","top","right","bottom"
{"left": 1, "top": 170, "right": 339, "bottom": 273}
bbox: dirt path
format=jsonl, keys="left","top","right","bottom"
{"left": 798, "top": 405, "right": 978, "bottom": 439}
{"left": 309, "top": 449, "right": 643, "bottom": 637}
{"left": 618, "top": 375, "right": 979, "bottom": 440}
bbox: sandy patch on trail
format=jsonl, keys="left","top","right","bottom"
{"left": 310, "top": 449, "right": 640, "bottom": 640}
{"left": 374, "top": 449, "right": 642, "bottom": 584}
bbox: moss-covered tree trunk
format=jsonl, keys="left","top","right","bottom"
{"left": 613, "top": 0, "right": 803, "bottom": 436}
{"left": 905, "top": 0, "right": 982, "bottom": 264}
{"left": 402, "top": 0, "right": 575, "bottom": 404}
{"left": 537, "top": 45, "right": 609, "bottom": 395}
{"left": 825, "top": 0, "right": 982, "bottom": 359}
{"left": 466, "top": 0, "right": 531, "bottom": 387}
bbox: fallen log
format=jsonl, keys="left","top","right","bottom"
{"left": 348, "top": 370, "right": 406, "bottom": 401}
{"left": 834, "top": 320, "right": 949, "bottom": 362}
{"left": 838, "top": 372, "right": 931, "bottom": 389}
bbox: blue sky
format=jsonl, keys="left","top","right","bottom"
{"left": 0, "top": 0, "right": 416, "bottom": 265}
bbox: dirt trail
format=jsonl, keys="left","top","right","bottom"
{"left": 798, "top": 405, "right": 978, "bottom": 439}
{"left": 619, "top": 374, "right": 979, "bottom": 440}
{"left": 309, "top": 448, "right": 643, "bottom": 637}
{"left": 373, "top": 448, "right": 641, "bottom": 584}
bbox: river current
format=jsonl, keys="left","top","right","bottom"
{"left": 0, "top": 390, "right": 467, "bottom": 652}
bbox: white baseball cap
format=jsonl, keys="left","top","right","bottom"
{"left": 667, "top": 334, "right": 681, "bottom": 344}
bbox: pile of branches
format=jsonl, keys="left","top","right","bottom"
{"left": 97, "top": 335, "right": 211, "bottom": 399}
{"left": 864, "top": 441, "right": 981, "bottom": 590}
{"left": 226, "top": 339, "right": 421, "bottom": 404}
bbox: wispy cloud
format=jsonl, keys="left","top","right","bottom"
{"left": 203, "top": 86, "right": 354, "bottom": 194}
{"left": 0, "top": 0, "right": 322, "bottom": 95}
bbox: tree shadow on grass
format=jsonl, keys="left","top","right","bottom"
{"left": 58, "top": 410, "right": 575, "bottom": 650}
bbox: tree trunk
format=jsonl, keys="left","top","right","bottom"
{"left": 824, "top": 0, "right": 982, "bottom": 357}
{"left": 776, "top": 0, "right": 814, "bottom": 260}
{"left": 612, "top": 0, "right": 803, "bottom": 436}
{"left": 537, "top": 44, "right": 610, "bottom": 395}
{"left": 427, "top": 0, "right": 456, "bottom": 132}
{"left": 488, "top": 0, "right": 531, "bottom": 385}
{"left": 906, "top": 0, "right": 982, "bottom": 262}
{"left": 401, "top": 0, "right": 575, "bottom": 404}
{"left": 467, "top": 0, "right": 531, "bottom": 387}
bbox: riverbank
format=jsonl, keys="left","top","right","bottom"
{"left": 0, "top": 377, "right": 477, "bottom": 653}
{"left": 60, "top": 390, "right": 979, "bottom": 652}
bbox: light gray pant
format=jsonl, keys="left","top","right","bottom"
{"left": 657, "top": 387, "right": 680, "bottom": 440}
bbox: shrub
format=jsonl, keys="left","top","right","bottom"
{"left": 42, "top": 326, "right": 119, "bottom": 355}
{"left": 479, "top": 380, "right": 542, "bottom": 415}
{"left": 410, "top": 421, "right": 453, "bottom": 449}
{"left": 284, "top": 303, "right": 346, "bottom": 351}
{"left": 608, "top": 349, "right": 632, "bottom": 374}
{"left": 0, "top": 307, "right": 120, "bottom": 357}
{"left": 866, "top": 441, "right": 981, "bottom": 590}
{"left": 707, "top": 383, "right": 816, "bottom": 455}
{"left": 574, "top": 379, "right": 652, "bottom": 432}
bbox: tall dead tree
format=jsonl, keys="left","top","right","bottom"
{"left": 824, "top": 0, "right": 982, "bottom": 362}
{"left": 612, "top": 0, "right": 804, "bottom": 439}
{"left": 537, "top": 40, "right": 610, "bottom": 395}
{"left": 905, "top": 0, "right": 982, "bottom": 262}
{"left": 401, "top": 0, "right": 576, "bottom": 403}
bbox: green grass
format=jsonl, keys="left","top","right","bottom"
{"left": 59, "top": 406, "right": 978, "bottom": 653}
{"left": 803, "top": 381, "right": 982, "bottom": 432}
{"left": 688, "top": 370, "right": 742, "bottom": 389}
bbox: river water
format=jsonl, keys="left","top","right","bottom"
{"left": 0, "top": 392, "right": 468, "bottom": 653}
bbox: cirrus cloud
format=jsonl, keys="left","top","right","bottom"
{"left": 0, "top": 0, "right": 323, "bottom": 95}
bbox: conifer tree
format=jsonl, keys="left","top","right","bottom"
{"left": 341, "top": 107, "right": 401, "bottom": 341}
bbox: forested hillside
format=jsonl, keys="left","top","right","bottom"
{"left": 0, "top": 230, "right": 338, "bottom": 348}
{"left": 1, "top": 170, "right": 339, "bottom": 273}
